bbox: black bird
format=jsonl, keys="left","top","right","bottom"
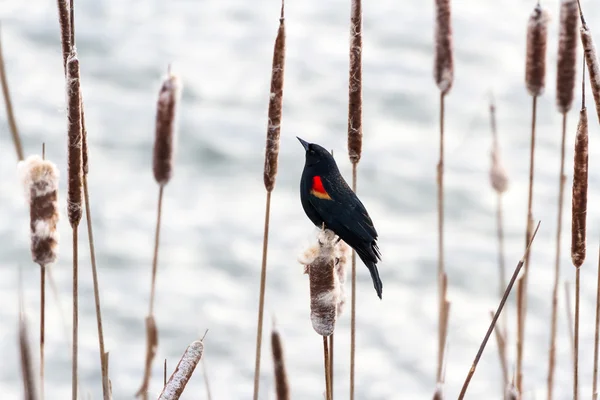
{"left": 297, "top": 137, "right": 383, "bottom": 299}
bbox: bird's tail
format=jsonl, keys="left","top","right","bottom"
{"left": 365, "top": 260, "right": 383, "bottom": 299}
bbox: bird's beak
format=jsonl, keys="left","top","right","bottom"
{"left": 296, "top": 136, "right": 310, "bottom": 151}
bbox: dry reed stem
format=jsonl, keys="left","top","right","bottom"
{"left": 56, "top": 0, "right": 71, "bottom": 71}
{"left": 434, "top": 0, "right": 453, "bottom": 94}
{"left": 437, "top": 272, "right": 450, "bottom": 383}
{"left": 575, "top": 268, "right": 581, "bottom": 400}
{"left": 163, "top": 359, "right": 167, "bottom": 387}
{"left": 579, "top": 9, "right": 600, "bottom": 124}
{"left": 323, "top": 336, "right": 332, "bottom": 400}
{"left": 350, "top": 166, "right": 357, "bottom": 400}
{"left": 565, "top": 282, "right": 576, "bottom": 364}
{"left": 158, "top": 340, "right": 204, "bottom": 400}
{"left": 593, "top": 244, "right": 600, "bottom": 400}
{"left": 201, "top": 359, "right": 213, "bottom": 400}
{"left": 19, "top": 308, "right": 39, "bottom": 400}
{"left": 571, "top": 106, "right": 588, "bottom": 268}
{"left": 136, "top": 316, "right": 158, "bottom": 399}
{"left": 432, "top": 383, "right": 443, "bottom": 400}
{"left": 153, "top": 70, "right": 181, "bottom": 186}
{"left": 271, "top": 326, "right": 290, "bottom": 400}
{"left": 490, "top": 310, "right": 509, "bottom": 386}
{"left": 253, "top": 4, "right": 286, "bottom": 398}
{"left": 457, "top": 221, "right": 541, "bottom": 400}
{"left": 525, "top": 4, "right": 549, "bottom": 96}
{"left": 516, "top": 274, "right": 525, "bottom": 393}
{"left": 557, "top": 0, "right": 579, "bottom": 113}
{"left": 436, "top": 91, "right": 446, "bottom": 384}
{"left": 0, "top": 27, "right": 24, "bottom": 161}
{"left": 263, "top": 4, "right": 285, "bottom": 193}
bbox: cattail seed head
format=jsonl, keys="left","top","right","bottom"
{"left": 334, "top": 240, "right": 350, "bottom": 315}
{"left": 19, "top": 156, "right": 60, "bottom": 267}
{"left": 525, "top": 4, "right": 549, "bottom": 96}
{"left": 271, "top": 326, "right": 290, "bottom": 400}
{"left": 490, "top": 145, "right": 509, "bottom": 194}
{"left": 556, "top": 0, "right": 579, "bottom": 113}
{"left": 153, "top": 68, "right": 181, "bottom": 186}
{"left": 158, "top": 340, "right": 204, "bottom": 400}
{"left": 571, "top": 106, "right": 588, "bottom": 267}
{"left": 263, "top": 6, "right": 286, "bottom": 193}
{"left": 434, "top": 0, "right": 453, "bottom": 95}
{"left": 348, "top": 0, "right": 363, "bottom": 164}
{"left": 581, "top": 24, "right": 600, "bottom": 124}
{"left": 66, "top": 51, "right": 83, "bottom": 228}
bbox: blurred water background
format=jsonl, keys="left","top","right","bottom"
{"left": 1, "top": 0, "right": 600, "bottom": 398}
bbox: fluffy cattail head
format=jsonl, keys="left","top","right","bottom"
{"left": 334, "top": 240, "right": 350, "bottom": 315}
{"left": 581, "top": 23, "right": 600, "bottom": 123}
{"left": 571, "top": 106, "right": 588, "bottom": 267}
{"left": 525, "top": 4, "right": 549, "bottom": 96}
{"left": 556, "top": 0, "right": 579, "bottom": 112}
{"left": 263, "top": 4, "right": 286, "bottom": 193}
{"left": 66, "top": 50, "right": 83, "bottom": 228}
{"left": 300, "top": 229, "right": 341, "bottom": 336}
{"left": 271, "top": 326, "right": 290, "bottom": 400}
{"left": 153, "top": 68, "right": 181, "bottom": 186}
{"left": 348, "top": 0, "right": 363, "bottom": 164}
{"left": 19, "top": 156, "right": 60, "bottom": 267}
{"left": 434, "top": 0, "right": 453, "bottom": 95}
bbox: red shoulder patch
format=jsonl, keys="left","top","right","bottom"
{"left": 311, "top": 176, "right": 332, "bottom": 200}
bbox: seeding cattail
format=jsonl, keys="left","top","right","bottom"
{"left": 334, "top": 240, "right": 350, "bottom": 314}
{"left": 263, "top": 4, "right": 286, "bottom": 193}
{"left": 557, "top": 0, "right": 579, "bottom": 113}
{"left": 525, "top": 4, "right": 549, "bottom": 96}
{"left": 571, "top": 106, "right": 588, "bottom": 268}
{"left": 153, "top": 69, "right": 181, "bottom": 186}
{"left": 271, "top": 326, "right": 290, "bottom": 400}
{"left": 581, "top": 21, "right": 600, "bottom": 123}
{"left": 434, "top": 0, "right": 453, "bottom": 95}
{"left": 56, "top": 0, "right": 71, "bottom": 71}
{"left": 66, "top": 51, "right": 82, "bottom": 228}
{"left": 348, "top": 0, "right": 363, "bottom": 164}
{"left": 19, "top": 156, "right": 60, "bottom": 267}
{"left": 158, "top": 340, "right": 204, "bottom": 400}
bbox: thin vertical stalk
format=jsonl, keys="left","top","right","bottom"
{"left": 592, "top": 244, "right": 600, "bottom": 400}
{"left": 71, "top": 229, "right": 78, "bottom": 400}
{"left": 323, "top": 336, "right": 332, "bottom": 400}
{"left": 350, "top": 166, "right": 357, "bottom": 400}
{"left": 436, "top": 91, "right": 446, "bottom": 383}
{"left": 0, "top": 27, "right": 24, "bottom": 161}
{"left": 40, "top": 266, "right": 45, "bottom": 400}
{"left": 575, "top": 268, "right": 580, "bottom": 400}
{"left": 329, "top": 334, "right": 334, "bottom": 399}
{"left": 149, "top": 186, "right": 164, "bottom": 316}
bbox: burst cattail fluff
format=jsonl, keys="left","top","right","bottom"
{"left": 434, "top": 0, "right": 453, "bottom": 95}
{"left": 571, "top": 107, "right": 588, "bottom": 267}
{"left": 334, "top": 240, "right": 350, "bottom": 314}
{"left": 581, "top": 23, "right": 600, "bottom": 123}
{"left": 271, "top": 326, "right": 290, "bottom": 400}
{"left": 556, "top": 0, "right": 579, "bottom": 112}
{"left": 490, "top": 145, "right": 509, "bottom": 193}
{"left": 299, "top": 229, "right": 342, "bottom": 336}
{"left": 66, "top": 51, "right": 83, "bottom": 228}
{"left": 348, "top": 0, "right": 363, "bottom": 164}
{"left": 158, "top": 340, "right": 204, "bottom": 400}
{"left": 18, "top": 156, "right": 60, "bottom": 267}
{"left": 525, "top": 4, "right": 549, "bottom": 96}
{"left": 153, "top": 69, "right": 181, "bottom": 186}
{"left": 263, "top": 6, "right": 286, "bottom": 193}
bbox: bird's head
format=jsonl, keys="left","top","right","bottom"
{"left": 297, "top": 137, "right": 336, "bottom": 169}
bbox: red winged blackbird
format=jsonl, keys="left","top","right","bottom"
{"left": 297, "top": 137, "right": 383, "bottom": 299}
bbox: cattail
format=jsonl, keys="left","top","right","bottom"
{"left": 158, "top": 340, "right": 204, "bottom": 400}
{"left": 271, "top": 326, "right": 290, "bottom": 400}
{"left": 581, "top": 22, "right": 600, "bottom": 124}
{"left": 571, "top": 107, "right": 588, "bottom": 267}
{"left": 66, "top": 51, "right": 82, "bottom": 228}
{"left": 56, "top": 0, "right": 71, "bottom": 71}
{"left": 490, "top": 146, "right": 509, "bottom": 194}
{"left": 301, "top": 229, "right": 340, "bottom": 336}
{"left": 263, "top": 4, "right": 286, "bottom": 193}
{"left": 334, "top": 240, "right": 350, "bottom": 315}
{"left": 525, "top": 4, "right": 549, "bottom": 96}
{"left": 348, "top": 0, "right": 363, "bottom": 164}
{"left": 557, "top": 0, "right": 579, "bottom": 113}
{"left": 153, "top": 69, "right": 181, "bottom": 186}
{"left": 19, "top": 156, "right": 60, "bottom": 267}
{"left": 434, "top": 0, "right": 453, "bottom": 95}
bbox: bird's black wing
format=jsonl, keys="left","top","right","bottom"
{"left": 308, "top": 173, "right": 378, "bottom": 243}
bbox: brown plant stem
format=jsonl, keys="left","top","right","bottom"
{"left": 149, "top": 185, "right": 164, "bottom": 316}
{"left": 0, "top": 27, "right": 24, "bottom": 161}
{"left": 323, "top": 336, "right": 332, "bottom": 400}
{"left": 40, "top": 265, "right": 45, "bottom": 400}
{"left": 457, "top": 221, "right": 541, "bottom": 400}
{"left": 575, "top": 267, "right": 580, "bottom": 400}
{"left": 593, "top": 245, "right": 600, "bottom": 400}
{"left": 490, "top": 310, "right": 508, "bottom": 385}
{"left": 350, "top": 164, "right": 357, "bottom": 400}
{"left": 72, "top": 228, "right": 79, "bottom": 400}
{"left": 548, "top": 112, "right": 568, "bottom": 400}
{"left": 329, "top": 334, "right": 334, "bottom": 399}
{"left": 437, "top": 90, "right": 446, "bottom": 383}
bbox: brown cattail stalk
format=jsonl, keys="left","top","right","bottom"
{"left": 433, "top": 0, "right": 453, "bottom": 387}
{"left": 347, "top": 0, "right": 363, "bottom": 396}
{"left": 549, "top": 3, "right": 579, "bottom": 399}
{"left": 137, "top": 68, "right": 181, "bottom": 400}
{"left": 458, "top": 222, "right": 541, "bottom": 400}
{"left": 271, "top": 326, "right": 290, "bottom": 400}
{"left": 578, "top": 3, "right": 600, "bottom": 124}
{"left": 564, "top": 282, "right": 581, "bottom": 399}
{"left": 158, "top": 340, "right": 204, "bottom": 400}
{"left": 0, "top": 27, "right": 24, "bottom": 161}
{"left": 490, "top": 310, "right": 509, "bottom": 386}
{"left": 253, "top": 3, "right": 286, "bottom": 400}
{"left": 593, "top": 245, "right": 600, "bottom": 400}
{"left": 518, "top": 4, "right": 548, "bottom": 394}
{"left": 19, "top": 309, "right": 39, "bottom": 400}
{"left": 19, "top": 155, "right": 60, "bottom": 400}
{"left": 65, "top": 50, "right": 82, "bottom": 400}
